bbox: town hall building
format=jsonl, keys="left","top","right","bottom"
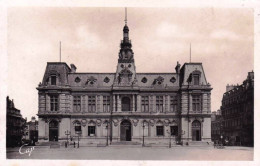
{"left": 37, "top": 12, "right": 212, "bottom": 146}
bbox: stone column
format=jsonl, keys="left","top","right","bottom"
{"left": 39, "top": 94, "right": 45, "bottom": 113}
{"left": 137, "top": 95, "right": 141, "bottom": 112}
{"left": 202, "top": 93, "right": 207, "bottom": 113}
{"left": 100, "top": 95, "right": 103, "bottom": 113}
{"left": 65, "top": 94, "right": 69, "bottom": 113}
{"left": 189, "top": 93, "right": 192, "bottom": 113}
{"left": 167, "top": 95, "right": 170, "bottom": 112}
{"left": 149, "top": 95, "right": 153, "bottom": 113}
{"left": 46, "top": 94, "right": 50, "bottom": 111}
{"left": 82, "top": 125, "right": 87, "bottom": 137}
{"left": 165, "top": 95, "right": 170, "bottom": 113}
{"left": 207, "top": 93, "right": 211, "bottom": 113}
{"left": 118, "top": 95, "right": 121, "bottom": 112}
{"left": 85, "top": 95, "right": 88, "bottom": 112}
{"left": 113, "top": 95, "right": 116, "bottom": 112}
{"left": 38, "top": 118, "right": 46, "bottom": 141}
{"left": 69, "top": 95, "right": 73, "bottom": 113}
{"left": 163, "top": 95, "right": 165, "bottom": 113}
{"left": 153, "top": 95, "right": 156, "bottom": 112}
{"left": 132, "top": 94, "right": 135, "bottom": 112}
{"left": 46, "top": 120, "right": 49, "bottom": 140}
{"left": 81, "top": 95, "right": 85, "bottom": 113}
{"left": 95, "top": 95, "right": 100, "bottom": 112}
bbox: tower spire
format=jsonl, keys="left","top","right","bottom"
{"left": 118, "top": 7, "right": 134, "bottom": 63}
{"left": 125, "top": 7, "right": 127, "bottom": 25}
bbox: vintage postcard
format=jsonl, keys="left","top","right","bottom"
{"left": 0, "top": 0, "right": 259, "bottom": 166}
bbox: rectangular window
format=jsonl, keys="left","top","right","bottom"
{"left": 170, "top": 126, "right": 178, "bottom": 136}
{"left": 88, "top": 96, "right": 96, "bottom": 112}
{"left": 50, "top": 95, "right": 58, "bottom": 111}
{"left": 51, "top": 76, "right": 56, "bottom": 85}
{"left": 75, "top": 125, "right": 81, "bottom": 132}
{"left": 141, "top": 96, "right": 149, "bottom": 112}
{"left": 103, "top": 96, "right": 110, "bottom": 112}
{"left": 192, "top": 95, "right": 201, "bottom": 112}
{"left": 73, "top": 96, "right": 81, "bottom": 112}
{"left": 88, "top": 126, "right": 96, "bottom": 136}
{"left": 156, "top": 96, "right": 163, "bottom": 112}
{"left": 170, "top": 96, "right": 177, "bottom": 112}
{"left": 156, "top": 126, "right": 164, "bottom": 136}
{"left": 193, "top": 74, "right": 199, "bottom": 85}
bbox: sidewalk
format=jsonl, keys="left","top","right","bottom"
{"left": 6, "top": 145, "right": 253, "bottom": 160}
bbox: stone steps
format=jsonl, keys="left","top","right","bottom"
{"left": 111, "top": 141, "right": 141, "bottom": 145}
{"left": 188, "top": 141, "right": 213, "bottom": 146}
{"left": 36, "top": 141, "right": 60, "bottom": 146}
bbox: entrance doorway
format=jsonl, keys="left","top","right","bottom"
{"left": 49, "top": 120, "right": 59, "bottom": 141}
{"left": 122, "top": 97, "right": 131, "bottom": 112}
{"left": 192, "top": 120, "right": 201, "bottom": 141}
{"left": 120, "top": 120, "right": 132, "bottom": 141}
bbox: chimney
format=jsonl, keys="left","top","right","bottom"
{"left": 31, "top": 116, "right": 36, "bottom": 122}
{"left": 226, "top": 84, "right": 235, "bottom": 92}
{"left": 70, "top": 64, "right": 77, "bottom": 73}
{"left": 247, "top": 71, "right": 254, "bottom": 80}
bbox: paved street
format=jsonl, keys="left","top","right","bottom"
{"left": 6, "top": 145, "right": 253, "bottom": 160}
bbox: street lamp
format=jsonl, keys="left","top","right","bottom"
{"left": 167, "top": 129, "right": 173, "bottom": 148}
{"left": 75, "top": 131, "right": 81, "bottom": 148}
{"left": 220, "top": 123, "right": 223, "bottom": 146}
{"left": 64, "top": 130, "right": 71, "bottom": 148}
{"left": 106, "top": 123, "right": 109, "bottom": 146}
{"left": 142, "top": 121, "right": 145, "bottom": 147}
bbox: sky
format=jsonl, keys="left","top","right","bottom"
{"left": 7, "top": 7, "right": 253, "bottom": 120}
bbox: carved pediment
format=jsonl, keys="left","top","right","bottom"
{"left": 118, "top": 67, "right": 133, "bottom": 84}
{"left": 120, "top": 68, "right": 133, "bottom": 75}
{"left": 153, "top": 76, "right": 164, "bottom": 85}
{"left": 86, "top": 76, "right": 97, "bottom": 86}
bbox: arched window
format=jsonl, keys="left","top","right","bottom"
{"left": 88, "top": 120, "right": 96, "bottom": 136}
{"left": 74, "top": 121, "right": 82, "bottom": 134}
{"left": 156, "top": 120, "right": 164, "bottom": 136}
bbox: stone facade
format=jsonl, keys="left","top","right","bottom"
{"left": 220, "top": 71, "right": 254, "bottom": 146}
{"left": 23, "top": 116, "right": 38, "bottom": 144}
{"left": 37, "top": 20, "right": 212, "bottom": 145}
{"left": 211, "top": 110, "right": 222, "bottom": 143}
{"left": 6, "top": 96, "right": 26, "bottom": 147}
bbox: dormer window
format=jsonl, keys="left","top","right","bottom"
{"left": 86, "top": 76, "right": 97, "bottom": 86}
{"left": 153, "top": 76, "right": 164, "bottom": 85}
{"left": 51, "top": 75, "right": 57, "bottom": 85}
{"left": 190, "top": 70, "right": 201, "bottom": 85}
{"left": 193, "top": 74, "right": 199, "bottom": 85}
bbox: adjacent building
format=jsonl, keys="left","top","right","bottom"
{"left": 221, "top": 71, "right": 254, "bottom": 146}
{"left": 211, "top": 109, "right": 222, "bottom": 143}
{"left": 37, "top": 15, "right": 212, "bottom": 145}
{"left": 6, "top": 96, "right": 26, "bottom": 147}
{"left": 23, "top": 116, "right": 39, "bottom": 144}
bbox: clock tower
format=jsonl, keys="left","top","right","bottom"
{"left": 113, "top": 9, "right": 137, "bottom": 87}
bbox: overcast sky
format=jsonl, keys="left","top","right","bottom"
{"left": 7, "top": 7, "right": 253, "bottom": 119}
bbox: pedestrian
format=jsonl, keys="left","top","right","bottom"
{"left": 65, "top": 141, "right": 67, "bottom": 148}
{"left": 74, "top": 141, "right": 75, "bottom": 148}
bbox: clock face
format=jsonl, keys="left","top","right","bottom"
{"left": 127, "top": 51, "right": 132, "bottom": 58}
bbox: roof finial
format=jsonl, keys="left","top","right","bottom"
{"left": 125, "top": 7, "right": 127, "bottom": 25}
